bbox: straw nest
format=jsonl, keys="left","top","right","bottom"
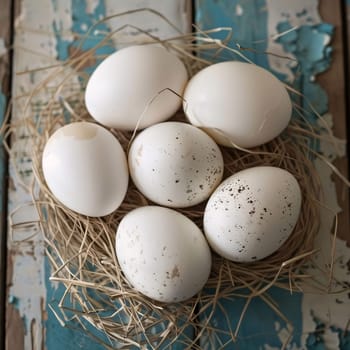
{"left": 3, "top": 10, "right": 347, "bottom": 349}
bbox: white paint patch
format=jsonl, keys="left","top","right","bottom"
{"left": 266, "top": 0, "right": 321, "bottom": 81}
{"left": 104, "top": 0, "right": 191, "bottom": 48}
{"left": 0, "top": 38, "right": 7, "bottom": 56}
{"left": 53, "top": 0, "right": 74, "bottom": 43}
{"left": 81, "top": 22, "right": 88, "bottom": 31}
{"left": 9, "top": 0, "right": 74, "bottom": 348}
{"left": 278, "top": 323, "right": 294, "bottom": 345}
{"left": 264, "top": 2, "right": 350, "bottom": 349}
{"left": 86, "top": 0, "right": 100, "bottom": 14}
{"left": 236, "top": 4, "right": 243, "bottom": 16}
{"left": 301, "top": 123, "right": 350, "bottom": 348}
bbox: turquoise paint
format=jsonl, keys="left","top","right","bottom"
{"left": 45, "top": 258, "right": 108, "bottom": 350}
{"left": 53, "top": 0, "right": 114, "bottom": 66}
{"left": 70, "top": 0, "right": 114, "bottom": 74}
{"left": 332, "top": 327, "right": 350, "bottom": 350}
{"left": 276, "top": 21, "right": 333, "bottom": 154}
{"left": 195, "top": 0, "right": 270, "bottom": 69}
{"left": 277, "top": 22, "right": 334, "bottom": 117}
{"left": 8, "top": 294, "right": 19, "bottom": 306}
{"left": 0, "top": 91, "right": 6, "bottom": 123}
{"left": 199, "top": 287, "right": 303, "bottom": 349}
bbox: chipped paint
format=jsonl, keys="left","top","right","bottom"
{"left": 301, "top": 116, "right": 350, "bottom": 349}
{"left": 196, "top": 1, "right": 349, "bottom": 349}
{"left": 10, "top": 0, "right": 191, "bottom": 349}
{"left": 266, "top": 0, "right": 321, "bottom": 81}
{"left": 9, "top": 0, "right": 75, "bottom": 348}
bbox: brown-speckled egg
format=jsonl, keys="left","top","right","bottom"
{"left": 128, "top": 122, "right": 224, "bottom": 208}
{"left": 116, "top": 206, "right": 212, "bottom": 303}
{"left": 203, "top": 166, "right": 302, "bottom": 262}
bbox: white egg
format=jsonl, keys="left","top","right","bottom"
{"left": 42, "top": 122, "right": 129, "bottom": 217}
{"left": 184, "top": 61, "right": 292, "bottom": 148}
{"left": 85, "top": 45, "right": 188, "bottom": 130}
{"left": 128, "top": 122, "right": 224, "bottom": 208}
{"left": 116, "top": 206, "right": 211, "bottom": 303}
{"left": 204, "top": 166, "right": 302, "bottom": 262}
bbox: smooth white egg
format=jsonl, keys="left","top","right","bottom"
{"left": 204, "top": 166, "right": 302, "bottom": 262}
{"left": 184, "top": 61, "right": 292, "bottom": 148}
{"left": 85, "top": 45, "right": 188, "bottom": 130}
{"left": 128, "top": 122, "right": 224, "bottom": 208}
{"left": 116, "top": 206, "right": 212, "bottom": 303}
{"left": 42, "top": 122, "right": 129, "bottom": 217}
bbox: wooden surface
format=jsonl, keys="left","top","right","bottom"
{"left": 0, "top": 1, "right": 12, "bottom": 349}
{"left": 318, "top": 0, "right": 349, "bottom": 243}
{"left": 2, "top": 0, "right": 350, "bottom": 349}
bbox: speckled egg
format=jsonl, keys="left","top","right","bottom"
{"left": 128, "top": 122, "right": 224, "bottom": 208}
{"left": 203, "top": 166, "right": 302, "bottom": 262}
{"left": 116, "top": 206, "right": 212, "bottom": 303}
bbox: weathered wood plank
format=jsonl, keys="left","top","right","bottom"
{"left": 7, "top": 1, "right": 192, "bottom": 349}
{"left": 318, "top": 0, "right": 349, "bottom": 244}
{"left": 0, "top": 0, "right": 12, "bottom": 348}
{"left": 195, "top": 0, "right": 350, "bottom": 349}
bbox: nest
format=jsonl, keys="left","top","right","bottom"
{"left": 3, "top": 10, "right": 347, "bottom": 350}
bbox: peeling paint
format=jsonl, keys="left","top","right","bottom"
{"left": 196, "top": 1, "right": 349, "bottom": 349}
{"left": 301, "top": 116, "right": 350, "bottom": 350}
{"left": 276, "top": 22, "right": 333, "bottom": 116}
{"left": 266, "top": 0, "right": 322, "bottom": 81}
{"left": 9, "top": 0, "right": 74, "bottom": 348}
{"left": 10, "top": 0, "right": 192, "bottom": 349}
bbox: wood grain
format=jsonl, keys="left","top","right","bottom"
{"left": 0, "top": 0, "right": 12, "bottom": 348}
{"left": 318, "top": 0, "right": 349, "bottom": 244}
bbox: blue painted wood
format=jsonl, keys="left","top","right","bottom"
{"left": 195, "top": 0, "right": 350, "bottom": 349}
{"left": 45, "top": 1, "right": 193, "bottom": 349}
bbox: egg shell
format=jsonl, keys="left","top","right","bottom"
{"left": 85, "top": 45, "right": 188, "bottom": 130}
{"left": 42, "top": 122, "right": 129, "bottom": 217}
{"left": 128, "top": 122, "right": 224, "bottom": 208}
{"left": 204, "top": 166, "right": 302, "bottom": 262}
{"left": 116, "top": 206, "right": 212, "bottom": 303}
{"left": 184, "top": 61, "right": 292, "bottom": 148}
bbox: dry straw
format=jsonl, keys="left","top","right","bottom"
{"left": 3, "top": 9, "right": 348, "bottom": 349}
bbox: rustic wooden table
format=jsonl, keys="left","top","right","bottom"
{"left": 1, "top": 1, "right": 349, "bottom": 349}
